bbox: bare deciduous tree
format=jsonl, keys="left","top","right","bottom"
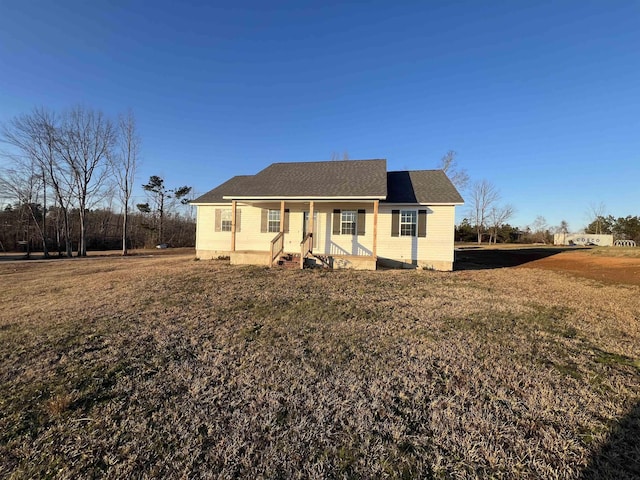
{"left": 1, "top": 108, "right": 75, "bottom": 256}
{"left": 531, "top": 216, "right": 549, "bottom": 243}
{"left": 330, "top": 151, "right": 350, "bottom": 161}
{"left": 554, "top": 220, "right": 570, "bottom": 245}
{"left": 438, "top": 150, "right": 469, "bottom": 192}
{"left": 487, "top": 204, "right": 515, "bottom": 244}
{"left": 469, "top": 179, "right": 500, "bottom": 243}
{"left": 0, "top": 164, "right": 48, "bottom": 257}
{"left": 0, "top": 106, "right": 198, "bottom": 254}
{"left": 111, "top": 111, "right": 139, "bottom": 255}
{"left": 56, "top": 107, "right": 115, "bottom": 256}
{"left": 586, "top": 202, "right": 607, "bottom": 235}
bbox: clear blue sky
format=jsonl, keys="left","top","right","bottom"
{"left": 1, "top": 0, "right": 639, "bottom": 231}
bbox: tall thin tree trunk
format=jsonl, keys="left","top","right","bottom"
{"left": 56, "top": 224, "right": 61, "bottom": 256}
{"left": 159, "top": 195, "right": 164, "bottom": 245}
{"left": 41, "top": 169, "right": 49, "bottom": 258}
{"left": 62, "top": 207, "right": 72, "bottom": 257}
{"left": 122, "top": 206, "right": 128, "bottom": 255}
{"left": 79, "top": 209, "right": 86, "bottom": 256}
{"left": 25, "top": 212, "right": 31, "bottom": 259}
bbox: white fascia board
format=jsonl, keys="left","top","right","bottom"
{"left": 383, "top": 202, "right": 464, "bottom": 206}
{"left": 222, "top": 195, "right": 386, "bottom": 201}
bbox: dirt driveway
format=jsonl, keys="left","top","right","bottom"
{"left": 456, "top": 247, "right": 640, "bottom": 286}
{"left": 519, "top": 251, "right": 640, "bottom": 286}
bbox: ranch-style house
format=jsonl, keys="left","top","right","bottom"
{"left": 191, "top": 159, "right": 464, "bottom": 270}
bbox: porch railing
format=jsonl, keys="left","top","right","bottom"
{"left": 300, "top": 233, "right": 313, "bottom": 269}
{"left": 270, "top": 232, "right": 284, "bottom": 267}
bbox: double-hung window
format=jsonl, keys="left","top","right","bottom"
{"left": 400, "top": 210, "right": 417, "bottom": 237}
{"left": 216, "top": 208, "right": 239, "bottom": 232}
{"left": 391, "top": 209, "right": 426, "bottom": 238}
{"left": 220, "top": 209, "right": 232, "bottom": 232}
{"left": 268, "top": 209, "right": 281, "bottom": 233}
{"left": 341, "top": 210, "right": 356, "bottom": 235}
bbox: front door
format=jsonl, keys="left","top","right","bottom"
{"left": 303, "top": 211, "right": 318, "bottom": 249}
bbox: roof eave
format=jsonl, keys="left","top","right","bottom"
{"left": 382, "top": 202, "right": 465, "bottom": 206}
{"left": 222, "top": 195, "right": 387, "bottom": 201}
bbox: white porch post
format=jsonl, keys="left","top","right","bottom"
{"left": 373, "top": 200, "right": 379, "bottom": 258}
{"left": 231, "top": 200, "right": 237, "bottom": 252}
{"left": 309, "top": 201, "right": 314, "bottom": 241}
{"left": 280, "top": 200, "right": 285, "bottom": 233}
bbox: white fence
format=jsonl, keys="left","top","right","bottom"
{"left": 614, "top": 239, "right": 636, "bottom": 247}
{"left": 554, "top": 233, "right": 614, "bottom": 246}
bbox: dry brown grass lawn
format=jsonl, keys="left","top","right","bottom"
{"left": 585, "top": 246, "right": 640, "bottom": 258}
{"left": 1, "top": 254, "right": 639, "bottom": 479}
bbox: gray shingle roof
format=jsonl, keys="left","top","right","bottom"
{"left": 191, "top": 161, "right": 464, "bottom": 205}
{"left": 385, "top": 170, "right": 464, "bottom": 204}
{"left": 191, "top": 175, "right": 253, "bottom": 204}
{"left": 235, "top": 159, "right": 387, "bottom": 198}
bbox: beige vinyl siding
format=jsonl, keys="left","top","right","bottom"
{"left": 195, "top": 203, "right": 252, "bottom": 254}
{"left": 196, "top": 202, "right": 456, "bottom": 268}
{"left": 316, "top": 203, "right": 374, "bottom": 256}
{"left": 376, "top": 204, "right": 455, "bottom": 265}
{"left": 236, "top": 204, "right": 285, "bottom": 251}
{"left": 234, "top": 202, "right": 375, "bottom": 255}
{"left": 196, "top": 205, "right": 225, "bottom": 252}
{"left": 196, "top": 203, "right": 322, "bottom": 253}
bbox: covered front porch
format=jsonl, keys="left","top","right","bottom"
{"left": 226, "top": 199, "right": 380, "bottom": 270}
{"left": 229, "top": 250, "right": 378, "bottom": 270}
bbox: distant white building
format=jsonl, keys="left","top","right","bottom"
{"left": 554, "top": 233, "right": 614, "bottom": 246}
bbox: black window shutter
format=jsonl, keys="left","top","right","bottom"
{"left": 332, "top": 209, "right": 341, "bottom": 235}
{"left": 357, "top": 209, "right": 366, "bottom": 235}
{"left": 418, "top": 210, "right": 427, "bottom": 237}
{"left": 391, "top": 210, "right": 400, "bottom": 237}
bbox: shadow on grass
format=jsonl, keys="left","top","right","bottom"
{"left": 454, "top": 247, "right": 579, "bottom": 270}
{"left": 581, "top": 401, "right": 640, "bottom": 479}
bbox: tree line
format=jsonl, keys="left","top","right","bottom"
{"left": 437, "top": 151, "right": 516, "bottom": 244}
{"left": 436, "top": 152, "right": 640, "bottom": 245}
{"left": 455, "top": 217, "right": 554, "bottom": 244}
{"left": 584, "top": 215, "right": 640, "bottom": 243}
{"left": 0, "top": 106, "right": 194, "bottom": 257}
{"left": 0, "top": 204, "right": 195, "bottom": 255}
{"left": 456, "top": 208, "right": 640, "bottom": 245}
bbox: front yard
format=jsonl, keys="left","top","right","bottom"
{"left": 1, "top": 254, "right": 638, "bottom": 478}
